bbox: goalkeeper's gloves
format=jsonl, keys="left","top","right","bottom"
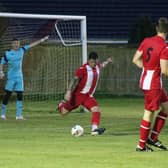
{"left": 0, "top": 71, "right": 5, "bottom": 78}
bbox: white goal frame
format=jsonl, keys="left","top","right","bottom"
{"left": 0, "top": 12, "right": 87, "bottom": 64}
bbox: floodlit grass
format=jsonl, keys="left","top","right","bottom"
{"left": 0, "top": 98, "right": 168, "bottom": 168}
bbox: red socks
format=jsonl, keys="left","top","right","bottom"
{"left": 91, "top": 112, "right": 101, "bottom": 126}
{"left": 139, "top": 111, "right": 167, "bottom": 148}
{"left": 139, "top": 119, "right": 151, "bottom": 148}
{"left": 150, "top": 111, "right": 167, "bottom": 141}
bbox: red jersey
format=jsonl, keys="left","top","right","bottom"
{"left": 138, "top": 35, "right": 168, "bottom": 90}
{"left": 74, "top": 63, "right": 100, "bottom": 95}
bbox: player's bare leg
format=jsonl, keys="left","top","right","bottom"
{"left": 58, "top": 101, "right": 70, "bottom": 115}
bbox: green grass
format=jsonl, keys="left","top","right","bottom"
{"left": 0, "top": 98, "right": 168, "bottom": 168}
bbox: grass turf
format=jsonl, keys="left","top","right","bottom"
{"left": 0, "top": 97, "right": 168, "bottom": 168}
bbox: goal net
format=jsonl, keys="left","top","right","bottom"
{"left": 0, "top": 12, "right": 87, "bottom": 103}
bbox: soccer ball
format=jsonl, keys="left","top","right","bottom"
{"left": 71, "top": 125, "right": 84, "bottom": 137}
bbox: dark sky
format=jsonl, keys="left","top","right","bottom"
{"left": 1, "top": 0, "right": 168, "bottom": 39}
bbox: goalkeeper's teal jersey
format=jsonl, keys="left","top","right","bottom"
{"left": 1, "top": 45, "right": 30, "bottom": 79}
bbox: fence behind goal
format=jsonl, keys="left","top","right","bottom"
{"left": 0, "top": 13, "right": 87, "bottom": 103}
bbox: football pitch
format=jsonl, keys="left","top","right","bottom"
{"left": 0, "top": 97, "right": 168, "bottom": 168}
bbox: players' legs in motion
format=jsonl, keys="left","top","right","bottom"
{"left": 137, "top": 89, "right": 168, "bottom": 151}
{"left": 83, "top": 96, "right": 106, "bottom": 135}
{"left": 147, "top": 101, "right": 168, "bottom": 150}
{"left": 136, "top": 110, "right": 154, "bottom": 152}
{"left": 90, "top": 106, "right": 105, "bottom": 135}
{"left": 136, "top": 90, "right": 158, "bottom": 152}
{"left": 1, "top": 90, "right": 12, "bottom": 119}
{"left": 58, "top": 95, "right": 105, "bottom": 135}
{"left": 15, "top": 91, "right": 24, "bottom": 120}
{"left": 58, "top": 100, "right": 71, "bottom": 115}
{"left": 90, "top": 106, "right": 101, "bottom": 131}
{"left": 58, "top": 93, "right": 81, "bottom": 115}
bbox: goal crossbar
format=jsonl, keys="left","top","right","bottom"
{"left": 0, "top": 12, "right": 86, "bottom": 20}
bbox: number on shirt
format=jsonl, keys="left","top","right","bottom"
{"left": 146, "top": 47, "right": 153, "bottom": 62}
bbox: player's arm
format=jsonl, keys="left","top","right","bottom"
{"left": 29, "top": 35, "right": 49, "bottom": 48}
{"left": 0, "top": 64, "right": 4, "bottom": 79}
{"left": 160, "top": 59, "right": 168, "bottom": 76}
{"left": 64, "top": 76, "right": 80, "bottom": 101}
{"left": 100, "top": 57, "right": 112, "bottom": 68}
{"left": 160, "top": 47, "right": 168, "bottom": 76}
{"left": 132, "top": 50, "right": 143, "bottom": 68}
{"left": 0, "top": 54, "right": 7, "bottom": 79}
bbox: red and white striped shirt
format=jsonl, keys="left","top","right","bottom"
{"left": 138, "top": 35, "right": 168, "bottom": 90}
{"left": 74, "top": 63, "right": 100, "bottom": 96}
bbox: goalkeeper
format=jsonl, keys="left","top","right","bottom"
{"left": 0, "top": 36, "right": 49, "bottom": 120}
{"left": 58, "top": 52, "right": 112, "bottom": 135}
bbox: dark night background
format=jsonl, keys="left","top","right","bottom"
{"left": 0, "top": 0, "right": 168, "bottom": 40}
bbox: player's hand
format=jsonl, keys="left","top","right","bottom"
{"left": 41, "top": 35, "right": 49, "bottom": 42}
{"left": 64, "top": 90, "right": 71, "bottom": 101}
{"left": 0, "top": 71, "right": 5, "bottom": 79}
{"left": 106, "top": 57, "right": 112, "bottom": 63}
{"left": 101, "top": 57, "right": 113, "bottom": 68}
{"left": 43, "top": 35, "right": 49, "bottom": 41}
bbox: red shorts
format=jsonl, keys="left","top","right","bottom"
{"left": 63, "top": 93, "right": 98, "bottom": 111}
{"left": 143, "top": 89, "right": 168, "bottom": 111}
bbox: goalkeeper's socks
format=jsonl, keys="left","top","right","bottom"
{"left": 150, "top": 111, "right": 167, "bottom": 141}
{"left": 139, "top": 119, "right": 151, "bottom": 149}
{"left": 16, "top": 101, "right": 23, "bottom": 117}
{"left": 1, "top": 104, "right": 7, "bottom": 116}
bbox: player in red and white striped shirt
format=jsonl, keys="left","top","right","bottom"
{"left": 133, "top": 17, "right": 168, "bottom": 152}
{"left": 58, "top": 52, "right": 112, "bottom": 135}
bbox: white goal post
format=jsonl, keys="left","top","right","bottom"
{"left": 0, "top": 12, "right": 87, "bottom": 102}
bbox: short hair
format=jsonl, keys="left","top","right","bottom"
{"left": 88, "top": 52, "right": 98, "bottom": 60}
{"left": 12, "top": 38, "right": 19, "bottom": 41}
{"left": 156, "top": 17, "right": 168, "bottom": 33}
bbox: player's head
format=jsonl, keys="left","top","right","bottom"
{"left": 156, "top": 17, "right": 168, "bottom": 34}
{"left": 11, "top": 38, "right": 20, "bottom": 50}
{"left": 88, "top": 52, "right": 98, "bottom": 68}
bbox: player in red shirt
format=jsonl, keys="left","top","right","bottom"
{"left": 58, "top": 52, "right": 112, "bottom": 135}
{"left": 133, "top": 17, "right": 168, "bottom": 152}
